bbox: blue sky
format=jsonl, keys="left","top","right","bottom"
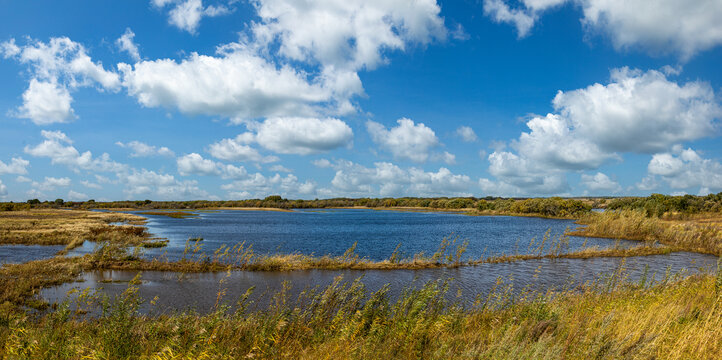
{"left": 1, "top": 0, "right": 721, "bottom": 201}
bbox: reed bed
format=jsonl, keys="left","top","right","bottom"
{"left": 0, "top": 210, "right": 149, "bottom": 249}
{"left": 571, "top": 210, "right": 722, "bottom": 255}
{"left": 1, "top": 260, "right": 720, "bottom": 359}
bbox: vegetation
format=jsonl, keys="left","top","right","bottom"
{"left": 1, "top": 262, "right": 720, "bottom": 359}
{"left": 1, "top": 196, "right": 595, "bottom": 218}
{"left": 0, "top": 210, "right": 148, "bottom": 250}
{"left": 571, "top": 209, "right": 722, "bottom": 256}
{"left": 606, "top": 193, "right": 722, "bottom": 216}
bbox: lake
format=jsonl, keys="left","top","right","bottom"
{"left": 74, "top": 209, "right": 639, "bottom": 262}
{"left": 44, "top": 209, "right": 719, "bottom": 314}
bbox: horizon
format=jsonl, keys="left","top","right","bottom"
{"left": 1, "top": 1, "right": 722, "bottom": 202}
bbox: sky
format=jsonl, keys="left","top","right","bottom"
{"left": 0, "top": 0, "right": 721, "bottom": 202}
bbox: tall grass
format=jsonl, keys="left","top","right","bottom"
{"left": 572, "top": 210, "right": 722, "bottom": 255}
{"left": 2, "top": 265, "right": 720, "bottom": 359}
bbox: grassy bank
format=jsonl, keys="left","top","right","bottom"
{"left": 2, "top": 262, "right": 720, "bottom": 359}
{"left": 571, "top": 210, "right": 722, "bottom": 256}
{"left": 0, "top": 210, "right": 149, "bottom": 250}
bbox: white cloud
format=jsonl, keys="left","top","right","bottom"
{"left": 118, "top": 46, "right": 340, "bottom": 122}
{"left": 116, "top": 140, "right": 174, "bottom": 157}
{"left": 15, "top": 176, "right": 31, "bottom": 183}
{"left": 580, "top": 172, "right": 622, "bottom": 194}
{"left": 580, "top": 0, "right": 722, "bottom": 60}
{"left": 484, "top": 0, "right": 722, "bottom": 60}
{"left": 32, "top": 176, "right": 71, "bottom": 191}
{"left": 80, "top": 180, "right": 103, "bottom": 189}
{"left": 1, "top": 37, "right": 120, "bottom": 124}
{"left": 24, "top": 130, "right": 126, "bottom": 173}
{"left": 367, "top": 118, "right": 442, "bottom": 163}
{"left": 268, "top": 164, "right": 292, "bottom": 173}
{"left": 0, "top": 157, "right": 30, "bottom": 175}
{"left": 251, "top": 0, "right": 446, "bottom": 71}
{"left": 221, "top": 172, "right": 316, "bottom": 199}
{"left": 153, "top": 0, "right": 233, "bottom": 34}
{"left": 177, "top": 153, "right": 248, "bottom": 179}
{"left": 481, "top": 151, "right": 569, "bottom": 196}
{"left": 456, "top": 126, "right": 477, "bottom": 142}
{"left": 646, "top": 147, "right": 722, "bottom": 193}
{"left": 482, "top": 67, "right": 720, "bottom": 195}
{"left": 553, "top": 68, "right": 719, "bottom": 153}
{"left": 252, "top": 117, "right": 354, "bottom": 155}
{"left": 208, "top": 135, "right": 278, "bottom": 163}
{"left": 121, "top": 168, "right": 210, "bottom": 199}
{"left": 177, "top": 153, "right": 221, "bottom": 176}
{"left": 16, "top": 79, "right": 75, "bottom": 125}
{"left": 320, "top": 159, "right": 473, "bottom": 197}
{"left": 67, "top": 190, "right": 89, "bottom": 201}
{"left": 0, "top": 180, "right": 6, "bottom": 196}
{"left": 116, "top": 28, "right": 141, "bottom": 61}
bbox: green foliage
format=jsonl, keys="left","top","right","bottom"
{"left": 607, "top": 192, "right": 722, "bottom": 216}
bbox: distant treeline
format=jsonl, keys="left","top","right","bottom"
{"left": 3, "top": 193, "right": 720, "bottom": 217}
{"left": 606, "top": 193, "right": 722, "bottom": 216}
{"left": 1, "top": 196, "right": 592, "bottom": 218}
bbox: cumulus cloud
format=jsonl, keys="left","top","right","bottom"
{"left": 646, "top": 146, "right": 722, "bottom": 194}
{"left": 221, "top": 173, "right": 316, "bottom": 199}
{"left": 580, "top": 172, "right": 622, "bottom": 194}
{"left": 116, "top": 28, "right": 141, "bottom": 61}
{"left": 32, "top": 176, "right": 71, "bottom": 191}
{"left": 1, "top": 37, "right": 120, "bottom": 124}
{"left": 367, "top": 118, "right": 451, "bottom": 163}
{"left": 177, "top": 153, "right": 248, "bottom": 179}
{"left": 208, "top": 135, "right": 278, "bottom": 163}
{"left": 118, "top": 46, "right": 340, "bottom": 122}
{"left": 116, "top": 140, "right": 174, "bottom": 157}
{"left": 319, "top": 159, "right": 473, "bottom": 197}
{"left": 484, "top": 0, "right": 722, "bottom": 59}
{"left": 121, "top": 168, "right": 210, "bottom": 199}
{"left": 456, "top": 126, "right": 478, "bottom": 142}
{"left": 252, "top": 0, "right": 446, "bottom": 71}
{"left": 16, "top": 79, "right": 75, "bottom": 125}
{"left": 482, "top": 67, "right": 720, "bottom": 195}
{"left": 80, "top": 180, "right": 103, "bottom": 189}
{"left": 153, "top": 0, "right": 232, "bottom": 34}
{"left": 251, "top": 117, "right": 354, "bottom": 155}
{"left": 553, "top": 68, "right": 719, "bottom": 153}
{"left": 0, "top": 157, "right": 30, "bottom": 175}
{"left": 67, "top": 190, "right": 89, "bottom": 201}
{"left": 0, "top": 181, "right": 6, "bottom": 196}
{"left": 24, "top": 130, "right": 126, "bottom": 173}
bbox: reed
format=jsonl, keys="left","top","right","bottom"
{"left": 1, "top": 264, "right": 719, "bottom": 359}
{"left": 571, "top": 209, "right": 722, "bottom": 255}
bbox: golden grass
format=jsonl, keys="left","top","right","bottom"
{"left": 571, "top": 210, "right": 722, "bottom": 255}
{"left": 0, "top": 210, "right": 147, "bottom": 247}
{"left": 1, "top": 265, "right": 720, "bottom": 359}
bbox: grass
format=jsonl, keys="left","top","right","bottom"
{"left": 570, "top": 210, "right": 722, "bottom": 256}
{"left": 0, "top": 210, "right": 148, "bottom": 249}
{"left": 1, "top": 262, "right": 720, "bottom": 359}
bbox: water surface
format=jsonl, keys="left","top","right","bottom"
{"left": 42, "top": 251, "right": 717, "bottom": 314}
{"left": 84, "top": 209, "right": 639, "bottom": 262}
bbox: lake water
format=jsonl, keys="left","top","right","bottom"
{"left": 0, "top": 244, "right": 64, "bottom": 264}
{"left": 42, "top": 252, "right": 717, "bottom": 315}
{"left": 73, "top": 209, "right": 640, "bottom": 262}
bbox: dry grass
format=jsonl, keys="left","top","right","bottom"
{"left": 1, "top": 263, "right": 720, "bottom": 359}
{"left": 571, "top": 210, "right": 722, "bottom": 255}
{"left": 0, "top": 210, "right": 148, "bottom": 248}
